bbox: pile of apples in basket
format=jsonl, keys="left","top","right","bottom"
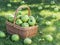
{"left": 7, "top": 11, "right": 36, "bottom": 27}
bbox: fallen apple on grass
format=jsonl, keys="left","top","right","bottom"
{"left": 44, "top": 5, "right": 50, "bottom": 8}
{"left": 11, "top": 34, "right": 20, "bottom": 41}
{"left": 24, "top": 38, "right": 32, "bottom": 44}
{"left": 0, "top": 31, "right": 6, "bottom": 38}
{"left": 51, "top": 1, "right": 55, "bottom": 4}
{"left": 56, "top": 33, "right": 60, "bottom": 40}
{"left": 51, "top": 14, "right": 56, "bottom": 19}
{"left": 45, "top": 21, "right": 52, "bottom": 26}
{"left": 38, "top": 38, "right": 45, "bottom": 42}
{"left": 21, "top": 1, "right": 25, "bottom": 4}
{"left": 45, "top": 35, "right": 53, "bottom": 42}
{"left": 38, "top": 6, "right": 43, "bottom": 10}
{"left": 7, "top": 3, "right": 12, "bottom": 7}
{"left": 54, "top": 7, "right": 59, "bottom": 12}
{"left": 51, "top": 5, "right": 56, "bottom": 8}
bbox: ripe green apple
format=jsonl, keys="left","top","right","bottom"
{"left": 21, "top": 15, "right": 29, "bottom": 22}
{"left": 51, "top": 14, "right": 56, "bottom": 19}
{"left": 54, "top": 7, "right": 59, "bottom": 12}
{"left": 44, "top": 5, "right": 50, "bottom": 8}
{"left": 28, "top": 16, "right": 36, "bottom": 26}
{"left": 7, "top": 3, "right": 12, "bottom": 7}
{"left": 21, "top": 1, "right": 25, "bottom": 4}
{"left": 38, "top": 6, "right": 43, "bottom": 10}
{"left": 7, "top": 15, "right": 14, "bottom": 23}
{"left": 16, "top": 11, "right": 22, "bottom": 18}
{"left": 29, "top": 16, "right": 35, "bottom": 19}
{"left": 16, "top": 19, "right": 22, "bottom": 25}
{"left": 11, "top": 34, "right": 20, "bottom": 41}
{"left": 56, "top": 33, "right": 60, "bottom": 40}
{"left": 38, "top": 38, "right": 45, "bottom": 41}
{"left": 51, "top": 5, "right": 56, "bottom": 8}
{"left": 51, "top": 1, "right": 55, "bottom": 4}
{"left": 40, "top": 3, "right": 44, "bottom": 5}
{"left": 22, "top": 23, "right": 29, "bottom": 27}
{"left": 45, "top": 35, "right": 53, "bottom": 42}
{"left": 0, "top": 31, "right": 6, "bottom": 38}
{"left": 24, "top": 38, "right": 32, "bottom": 44}
{"left": 45, "top": 21, "right": 52, "bottom": 26}
{"left": 16, "top": 15, "right": 22, "bottom": 19}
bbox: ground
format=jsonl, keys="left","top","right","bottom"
{"left": 0, "top": 1, "right": 60, "bottom": 45}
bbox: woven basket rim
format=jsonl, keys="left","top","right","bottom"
{"left": 6, "top": 21, "right": 38, "bottom": 30}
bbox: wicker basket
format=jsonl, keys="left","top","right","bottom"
{"left": 6, "top": 5, "right": 38, "bottom": 38}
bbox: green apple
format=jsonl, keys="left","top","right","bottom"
{"left": 24, "top": 38, "right": 32, "bottom": 44}
{"left": 51, "top": 14, "right": 56, "bottom": 19}
{"left": 21, "top": 15, "right": 29, "bottom": 22}
{"left": 45, "top": 21, "right": 52, "bottom": 26}
{"left": 44, "top": 5, "right": 50, "bottom": 8}
{"left": 40, "top": 3, "right": 44, "bottom": 5}
{"left": 16, "top": 19, "right": 22, "bottom": 25}
{"left": 56, "top": 33, "right": 60, "bottom": 40}
{"left": 0, "top": 31, "right": 6, "bottom": 38}
{"left": 16, "top": 15, "right": 21, "bottom": 19}
{"left": 28, "top": 16, "right": 36, "bottom": 26}
{"left": 51, "top": 5, "right": 56, "bottom": 8}
{"left": 11, "top": 34, "right": 20, "bottom": 41}
{"left": 22, "top": 23, "right": 29, "bottom": 27}
{"left": 7, "top": 3, "right": 12, "bottom": 7}
{"left": 38, "top": 38, "right": 45, "bottom": 41}
{"left": 16, "top": 11, "right": 22, "bottom": 18}
{"left": 29, "top": 16, "right": 35, "bottom": 19}
{"left": 45, "top": 35, "right": 53, "bottom": 42}
{"left": 51, "top": 1, "right": 55, "bottom": 4}
{"left": 38, "top": 6, "right": 43, "bottom": 10}
{"left": 7, "top": 15, "right": 14, "bottom": 22}
{"left": 21, "top": 1, "right": 25, "bottom": 4}
{"left": 54, "top": 7, "right": 59, "bottom": 12}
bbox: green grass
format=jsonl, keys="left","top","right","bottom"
{"left": 0, "top": 2, "right": 60, "bottom": 45}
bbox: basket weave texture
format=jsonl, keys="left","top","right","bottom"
{"left": 6, "top": 5, "right": 38, "bottom": 38}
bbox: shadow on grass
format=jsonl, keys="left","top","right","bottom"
{"left": 0, "top": 16, "right": 7, "bottom": 32}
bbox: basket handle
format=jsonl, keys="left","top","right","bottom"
{"left": 14, "top": 5, "right": 31, "bottom": 26}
